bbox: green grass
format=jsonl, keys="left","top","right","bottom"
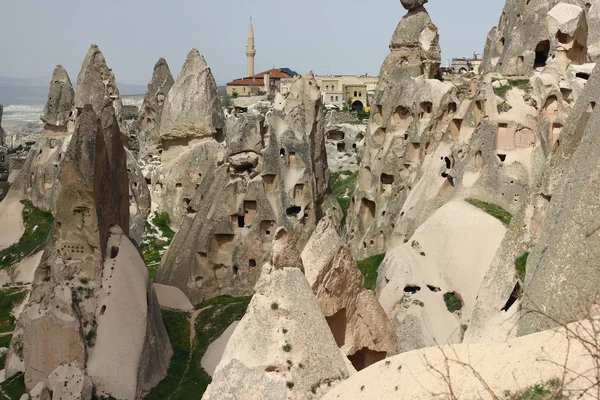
{"left": 145, "top": 310, "right": 192, "bottom": 400}
{"left": 141, "top": 212, "right": 176, "bottom": 279}
{"left": 515, "top": 252, "right": 530, "bottom": 281}
{"left": 443, "top": 292, "right": 463, "bottom": 313}
{"left": 497, "top": 102, "right": 513, "bottom": 113}
{"left": 147, "top": 296, "right": 252, "bottom": 399}
{"left": 329, "top": 171, "right": 358, "bottom": 220}
{"left": 465, "top": 198, "right": 513, "bottom": 226}
{"left": 0, "top": 200, "right": 53, "bottom": 272}
{"left": 357, "top": 254, "right": 385, "bottom": 291}
{"left": 0, "top": 372, "right": 25, "bottom": 399}
{"left": 493, "top": 79, "right": 533, "bottom": 100}
{"left": 0, "top": 289, "right": 27, "bottom": 334}
{"left": 504, "top": 379, "right": 564, "bottom": 400}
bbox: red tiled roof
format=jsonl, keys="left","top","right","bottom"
{"left": 227, "top": 68, "right": 294, "bottom": 86}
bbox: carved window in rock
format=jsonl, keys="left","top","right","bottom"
{"left": 359, "top": 198, "right": 376, "bottom": 230}
{"left": 392, "top": 106, "right": 413, "bottom": 132}
{"left": 262, "top": 175, "right": 277, "bottom": 193}
{"left": 496, "top": 123, "right": 512, "bottom": 149}
{"left": 243, "top": 201, "right": 257, "bottom": 226}
{"left": 550, "top": 123, "right": 563, "bottom": 147}
{"left": 294, "top": 184, "right": 305, "bottom": 205}
{"left": 544, "top": 96, "right": 559, "bottom": 119}
{"left": 73, "top": 207, "right": 92, "bottom": 229}
{"left": 260, "top": 220, "right": 275, "bottom": 237}
{"left": 514, "top": 129, "right": 535, "bottom": 148}
{"left": 210, "top": 234, "right": 235, "bottom": 266}
{"left": 61, "top": 243, "right": 90, "bottom": 260}
{"left": 451, "top": 119, "right": 462, "bottom": 139}
{"left": 419, "top": 102, "right": 433, "bottom": 120}
{"left": 380, "top": 173, "right": 394, "bottom": 195}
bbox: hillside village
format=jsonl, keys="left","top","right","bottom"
{"left": 1, "top": 0, "right": 600, "bottom": 399}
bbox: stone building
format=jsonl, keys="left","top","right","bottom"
{"left": 314, "top": 75, "right": 379, "bottom": 111}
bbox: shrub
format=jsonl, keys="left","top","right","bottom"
{"left": 282, "top": 343, "right": 292, "bottom": 352}
{"left": 271, "top": 302, "right": 279, "bottom": 310}
{"left": 443, "top": 292, "right": 463, "bottom": 313}
{"left": 515, "top": 252, "right": 530, "bottom": 281}
{"left": 357, "top": 254, "right": 386, "bottom": 291}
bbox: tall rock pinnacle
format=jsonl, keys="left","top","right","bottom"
{"left": 41, "top": 65, "right": 75, "bottom": 128}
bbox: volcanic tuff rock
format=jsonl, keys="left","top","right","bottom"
{"left": 324, "top": 114, "right": 366, "bottom": 173}
{"left": 202, "top": 239, "right": 351, "bottom": 400}
{"left": 159, "top": 48, "right": 224, "bottom": 145}
{"left": 517, "top": 63, "right": 600, "bottom": 335}
{"left": 151, "top": 49, "right": 225, "bottom": 226}
{"left": 481, "top": 0, "right": 600, "bottom": 75}
{"left": 41, "top": 66, "right": 75, "bottom": 129}
{"left": 155, "top": 72, "right": 332, "bottom": 303}
{"left": 7, "top": 105, "right": 171, "bottom": 398}
{"left": 138, "top": 58, "right": 175, "bottom": 158}
{"left": 323, "top": 318, "right": 600, "bottom": 399}
{"left": 400, "top": 0, "right": 427, "bottom": 11}
{"left": 301, "top": 214, "right": 397, "bottom": 370}
{"left": 377, "top": 201, "right": 506, "bottom": 352}
{"left": 74, "top": 44, "right": 125, "bottom": 132}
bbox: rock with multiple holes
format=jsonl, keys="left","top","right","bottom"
{"left": 301, "top": 214, "right": 397, "bottom": 370}
{"left": 516, "top": 63, "right": 600, "bottom": 336}
{"left": 138, "top": 58, "right": 175, "bottom": 159}
{"left": 155, "top": 72, "right": 332, "bottom": 304}
{"left": 324, "top": 112, "right": 366, "bottom": 173}
{"left": 480, "top": 0, "right": 600, "bottom": 75}
{"left": 376, "top": 201, "right": 506, "bottom": 352}
{"left": 152, "top": 49, "right": 226, "bottom": 226}
{"left": 41, "top": 65, "right": 75, "bottom": 129}
{"left": 202, "top": 237, "right": 351, "bottom": 400}
{"left": 7, "top": 105, "right": 172, "bottom": 398}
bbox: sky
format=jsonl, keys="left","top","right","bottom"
{"left": 0, "top": 1, "right": 504, "bottom": 87}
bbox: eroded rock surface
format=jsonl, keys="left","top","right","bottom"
{"left": 7, "top": 105, "right": 171, "bottom": 398}
{"left": 156, "top": 72, "right": 332, "bottom": 304}
{"left": 301, "top": 214, "right": 397, "bottom": 370}
{"left": 203, "top": 233, "right": 350, "bottom": 400}
{"left": 41, "top": 66, "right": 75, "bottom": 129}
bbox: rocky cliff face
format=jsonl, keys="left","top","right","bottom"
{"left": 155, "top": 72, "right": 332, "bottom": 304}
{"left": 151, "top": 49, "right": 225, "bottom": 227}
{"left": 7, "top": 105, "right": 171, "bottom": 398}
{"left": 301, "top": 214, "right": 397, "bottom": 370}
{"left": 202, "top": 232, "right": 350, "bottom": 400}
{"left": 138, "top": 58, "right": 175, "bottom": 159}
{"left": 481, "top": 0, "right": 600, "bottom": 75}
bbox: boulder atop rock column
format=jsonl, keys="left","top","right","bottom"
{"left": 159, "top": 49, "right": 224, "bottom": 145}
{"left": 41, "top": 65, "right": 75, "bottom": 129}
{"left": 388, "top": 5, "right": 441, "bottom": 78}
{"left": 400, "top": 0, "right": 427, "bottom": 10}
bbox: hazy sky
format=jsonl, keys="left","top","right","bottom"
{"left": 0, "top": 1, "right": 504, "bottom": 86}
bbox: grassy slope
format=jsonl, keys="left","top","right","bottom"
{"left": 146, "top": 296, "right": 252, "bottom": 399}
{"left": 465, "top": 198, "right": 513, "bottom": 226}
{"left": 141, "top": 212, "right": 175, "bottom": 280}
{"left": 0, "top": 200, "right": 53, "bottom": 271}
{"left": 329, "top": 171, "right": 358, "bottom": 219}
{"left": 357, "top": 254, "right": 386, "bottom": 291}
{"left": 0, "top": 372, "right": 25, "bottom": 400}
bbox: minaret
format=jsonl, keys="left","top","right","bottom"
{"left": 246, "top": 18, "right": 256, "bottom": 77}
